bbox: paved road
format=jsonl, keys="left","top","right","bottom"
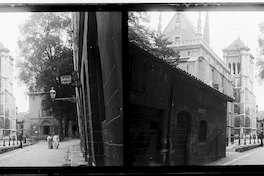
{"left": 206, "top": 146, "right": 264, "bottom": 165}
{"left": 0, "top": 139, "right": 80, "bottom": 167}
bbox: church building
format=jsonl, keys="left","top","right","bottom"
{"left": 161, "top": 12, "right": 235, "bottom": 146}
{"left": 223, "top": 37, "right": 257, "bottom": 138}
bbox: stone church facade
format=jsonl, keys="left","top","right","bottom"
{"left": 161, "top": 12, "right": 236, "bottom": 145}
{"left": 223, "top": 37, "right": 257, "bottom": 138}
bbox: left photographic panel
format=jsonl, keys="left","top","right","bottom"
{"left": 0, "top": 8, "right": 123, "bottom": 167}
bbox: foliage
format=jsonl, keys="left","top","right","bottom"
{"left": 128, "top": 12, "right": 179, "bottom": 66}
{"left": 17, "top": 12, "right": 76, "bottom": 139}
{"left": 257, "top": 22, "right": 264, "bottom": 80}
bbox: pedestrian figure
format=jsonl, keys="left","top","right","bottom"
{"left": 47, "top": 134, "right": 53, "bottom": 149}
{"left": 52, "top": 133, "right": 60, "bottom": 149}
{"left": 259, "top": 130, "right": 264, "bottom": 146}
{"left": 18, "top": 132, "right": 23, "bottom": 148}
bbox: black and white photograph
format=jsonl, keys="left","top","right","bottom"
{"left": 128, "top": 3, "right": 264, "bottom": 169}
{"left": 3, "top": 1, "right": 264, "bottom": 175}
{"left": 0, "top": 5, "right": 123, "bottom": 172}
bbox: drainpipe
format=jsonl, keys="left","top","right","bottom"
{"left": 165, "top": 82, "right": 176, "bottom": 165}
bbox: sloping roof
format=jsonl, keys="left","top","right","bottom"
{"left": 0, "top": 41, "right": 9, "bottom": 53}
{"left": 223, "top": 37, "right": 249, "bottom": 51}
{"left": 162, "top": 12, "right": 199, "bottom": 41}
{"left": 130, "top": 42, "right": 234, "bottom": 102}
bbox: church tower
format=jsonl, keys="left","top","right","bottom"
{"left": 223, "top": 37, "right": 256, "bottom": 137}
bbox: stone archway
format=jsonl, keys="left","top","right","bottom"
{"left": 41, "top": 120, "right": 52, "bottom": 136}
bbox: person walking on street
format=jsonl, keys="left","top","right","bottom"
{"left": 18, "top": 132, "right": 23, "bottom": 148}
{"left": 260, "top": 129, "right": 264, "bottom": 146}
{"left": 52, "top": 133, "right": 60, "bottom": 149}
{"left": 47, "top": 134, "right": 53, "bottom": 149}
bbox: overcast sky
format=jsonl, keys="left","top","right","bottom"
{"left": 3, "top": 10, "right": 264, "bottom": 113}
{"left": 0, "top": 12, "right": 31, "bottom": 113}
{"left": 147, "top": 11, "right": 264, "bottom": 111}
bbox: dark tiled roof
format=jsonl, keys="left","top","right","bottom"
{"left": 130, "top": 42, "right": 234, "bottom": 102}
{"left": 223, "top": 37, "right": 249, "bottom": 51}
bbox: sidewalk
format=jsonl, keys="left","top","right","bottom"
{"left": 67, "top": 142, "right": 88, "bottom": 166}
{"left": 0, "top": 138, "right": 88, "bottom": 167}
{"left": 206, "top": 142, "right": 262, "bottom": 165}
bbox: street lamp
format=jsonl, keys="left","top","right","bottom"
{"left": 50, "top": 87, "right": 56, "bottom": 100}
{"left": 49, "top": 87, "right": 77, "bottom": 103}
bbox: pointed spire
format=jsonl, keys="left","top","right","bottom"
{"left": 157, "top": 12, "right": 162, "bottom": 37}
{"left": 203, "top": 12, "right": 210, "bottom": 46}
{"left": 197, "top": 11, "right": 202, "bottom": 37}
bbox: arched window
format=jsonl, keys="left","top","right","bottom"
{"left": 199, "top": 120, "right": 207, "bottom": 142}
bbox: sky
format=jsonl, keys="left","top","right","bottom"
{"left": 2, "top": 10, "right": 264, "bottom": 113}
{"left": 146, "top": 11, "right": 264, "bottom": 111}
{"left": 0, "top": 12, "right": 31, "bottom": 113}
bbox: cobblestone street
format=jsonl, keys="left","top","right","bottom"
{"left": 206, "top": 145, "right": 264, "bottom": 165}
{"left": 0, "top": 139, "right": 87, "bottom": 167}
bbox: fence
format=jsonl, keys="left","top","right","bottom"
{"left": 230, "top": 135, "right": 261, "bottom": 147}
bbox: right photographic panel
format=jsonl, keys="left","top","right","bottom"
{"left": 128, "top": 8, "right": 264, "bottom": 166}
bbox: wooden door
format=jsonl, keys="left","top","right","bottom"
{"left": 174, "top": 113, "right": 190, "bottom": 165}
{"left": 129, "top": 105, "right": 162, "bottom": 166}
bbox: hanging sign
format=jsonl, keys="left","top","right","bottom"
{"left": 60, "top": 75, "right": 72, "bottom": 85}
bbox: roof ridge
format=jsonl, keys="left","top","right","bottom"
{"left": 223, "top": 37, "right": 249, "bottom": 51}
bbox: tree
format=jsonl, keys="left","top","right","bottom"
{"left": 17, "top": 12, "right": 77, "bottom": 140}
{"left": 258, "top": 22, "right": 264, "bottom": 82}
{"left": 128, "top": 12, "right": 179, "bottom": 66}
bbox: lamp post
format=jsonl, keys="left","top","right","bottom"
{"left": 50, "top": 87, "right": 56, "bottom": 100}
{"left": 244, "top": 129, "right": 246, "bottom": 145}
{"left": 2, "top": 130, "right": 5, "bottom": 146}
{"left": 49, "top": 87, "right": 78, "bottom": 141}
{"left": 49, "top": 87, "right": 77, "bottom": 103}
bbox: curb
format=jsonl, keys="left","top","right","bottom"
{"left": 0, "top": 142, "right": 35, "bottom": 154}
{"left": 68, "top": 144, "right": 88, "bottom": 167}
{"left": 235, "top": 144, "right": 261, "bottom": 152}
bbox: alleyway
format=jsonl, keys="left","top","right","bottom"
{"left": 0, "top": 139, "right": 85, "bottom": 167}
{"left": 206, "top": 146, "right": 264, "bottom": 165}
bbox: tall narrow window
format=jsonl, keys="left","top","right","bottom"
{"left": 199, "top": 120, "right": 207, "bottom": 142}
{"left": 237, "top": 62, "right": 241, "bottom": 74}
{"left": 233, "top": 63, "right": 236, "bottom": 74}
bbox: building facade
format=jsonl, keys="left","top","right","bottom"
{"left": 27, "top": 92, "right": 59, "bottom": 140}
{"left": 16, "top": 112, "right": 30, "bottom": 137}
{"left": 257, "top": 111, "right": 264, "bottom": 135}
{"left": 162, "top": 12, "right": 235, "bottom": 145}
{"left": 0, "top": 42, "right": 16, "bottom": 139}
{"left": 72, "top": 12, "right": 123, "bottom": 166}
{"left": 129, "top": 42, "right": 234, "bottom": 165}
{"left": 223, "top": 37, "right": 257, "bottom": 138}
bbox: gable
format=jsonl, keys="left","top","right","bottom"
{"left": 223, "top": 37, "right": 249, "bottom": 51}
{"left": 163, "top": 12, "right": 199, "bottom": 44}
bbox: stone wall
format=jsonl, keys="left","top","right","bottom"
{"left": 129, "top": 43, "right": 230, "bottom": 165}
{"left": 96, "top": 12, "right": 123, "bottom": 166}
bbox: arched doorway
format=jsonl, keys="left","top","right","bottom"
{"left": 173, "top": 111, "right": 191, "bottom": 165}
{"left": 41, "top": 121, "right": 52, "bottom": 136}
